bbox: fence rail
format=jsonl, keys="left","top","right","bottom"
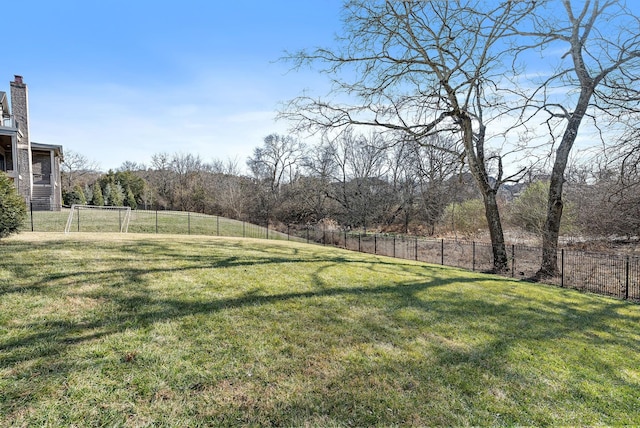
{"left": 24, "top": 205, "right": 639, "bottom": 302}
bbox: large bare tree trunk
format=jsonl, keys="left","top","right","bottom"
{"left": 461, "top": 115, "right": 509, "bottom": 273}
{"left": 537, "top": 90, "right": 591, "bottom": 278}
{"left": 484, "top": 190, "right": 509, "bottom": 272}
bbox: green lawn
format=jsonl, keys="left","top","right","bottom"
{"left": 1, "top": 233, "right": 639, "bottom": 426}
{"left": 26, "top": 208, "right": 298, "bottom": 241}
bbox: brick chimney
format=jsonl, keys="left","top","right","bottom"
{"left": 10, "top": 75, "right": 29, "bottom": 136}
{"left": 9, "top": 75, "right": 32, "bottom": 198}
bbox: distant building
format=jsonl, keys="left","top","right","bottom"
{"left": 0, "top": 75, "right": 63, "bottom": 210}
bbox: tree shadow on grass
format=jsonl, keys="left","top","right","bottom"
{"left": 1, "top": 237, "right": 639, "bottom": 425}
{"left": 1, "top": 237, "right": 439, "bottom": 363}
{"left": 0, "top": 237, "right": 406, "bottom": 297}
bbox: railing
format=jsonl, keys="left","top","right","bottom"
{"left": 32, "top": 173, "right": 52, "bottom": 185}
{"left": 0, "top": 115, "right": 16, "bottom": 128}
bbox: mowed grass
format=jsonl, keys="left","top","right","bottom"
{"left": 27, "top": 209, "right": 297, "bottom": 241}
{"left": 1, "top": 233, "right": 639, "bottom": 426}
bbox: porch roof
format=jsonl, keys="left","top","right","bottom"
{"left": 31, "top": 141, "right": 64, "bottom": 161}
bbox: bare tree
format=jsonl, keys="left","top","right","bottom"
{"left": 317, "top": 129, "right": 390, "bottom": 231}
{"left": 575, "top": 138, "right": 640, "bottom": 239}
{"left": 513, "top": 0, "right": 640, "bottom": 277}
{"left": 283, "top": 143, "right": 340, "bottom": 223}
{"left": 385, "top": 140, "right": 418, "bottom": 232}
{"left": 369, "top": 133, "right": 462, "bottom": 233}
{"left": 209, "top": 158, "right": 252, "bottom": 219}
{"left": 247, "top": 134, "right": 306, "bottom": 194}
{"left": 281, "top": 1, "right": 534, "bottom": 271}
{"left": 148, "top": 152, "right": 174, "bottom": 209}
{"left": 60, "top": 149, "right": 99, "bottom": 193}
{"left": 117, "top": 160, "right": 146, "bottom": 172}
{"left": 171, "top": 153, "right": 207, "bottom": 212}
{"left": 409, "top": 135, "right": 465, "bottom": 235}
{"left": 246, "top": 134, "right": 306, "bottom": 224}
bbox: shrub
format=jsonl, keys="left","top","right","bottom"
{"left": 442, "top": 199, "right": 487, "bottom": 237}
{"left": 508, "top": 181, "right": 577, "bottom": 235}
{"left": 63, "top": 184, "right": 87, "bottom": 205}
{"left": 0, "top": 172, "right": 27, "bottom": 238}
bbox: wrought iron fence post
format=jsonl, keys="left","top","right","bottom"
{"left": 511, "top": 244, "right": 515, "bottom": 278}
{"left": 625, "top": 256, "right": 630, "bottom": 300}
{"left": 77, "top": 207, "right": 80, "bottom": 232}
{"left": 441, "top": 239, "right": 444, "bottom": 265}
{"left": 472, "top": 241, "right": 476, "bottom": 272}
{"left": 358, "top": 233, "right": 361, "bottom": 252}
{"left": 30, "top": 202, "right": 34, "bottom": 231}
{"left": 561, "top": 249, "right": 565, "bottom": 288}
{"left": 266, "top": 222, "right": 269, "bottom": 240}
{"left": 415, "top": 237, "right": 418, "bottom": 261}
{"left": 393, "top": 236, "right": 396, "bottom": 258}
{"left": 374, "top": 235, "right": 377, "bottom": 254}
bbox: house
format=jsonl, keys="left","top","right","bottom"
{"left": 0, "top": 75, "right": 63, "bottom": 210}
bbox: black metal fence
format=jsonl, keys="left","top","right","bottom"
{"left": 291, "top": 225, "right": 640, "bottom": 303}
{"left": 23, "top": 205, "right": 640, "bottom": 302}
{"left": 24, "top": 204, "right": 299, "bottom": 241}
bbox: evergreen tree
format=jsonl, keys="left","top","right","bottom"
{"left": 0, "top": 172, "right": 27, "bottom": 239}
{"left": 125, "top": 186, "right": 137, "bottom": 209}
{"left": 91, "top": 182, "right": 104, "bottom": 206}
{"left": 83, "top": 184, "right": 93, "bottom": 204}
{"left": 102, "top": 183, "right": 112, "bottom": 206}
{"left": 113, "top": 183, "right": 125, "bottom": 206}
{"left": 115, "top": 170, "right": 146, "bottom": 205}
{"left": 106, "top": 183, "right": 124, "bottom": 206}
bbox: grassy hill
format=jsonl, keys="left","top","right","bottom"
{"left": 1, "top": 233, "right": 639, "bottom": 426}
{"left": 26, "top": 208, "right": 297, "bottom": 241}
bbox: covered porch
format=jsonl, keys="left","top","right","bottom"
{"left": 31, "top": 143, "right": 64, "bottom": 210}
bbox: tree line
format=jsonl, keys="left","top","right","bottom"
{"left": 62, "top": 128, "right": 638, "bottom": 243}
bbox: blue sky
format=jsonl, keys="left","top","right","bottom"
{"left": 4, "top": 0, "right": 344, "bottom": 170}
{"left": 4, "top": 1, "right": 639, "bottom": 173}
